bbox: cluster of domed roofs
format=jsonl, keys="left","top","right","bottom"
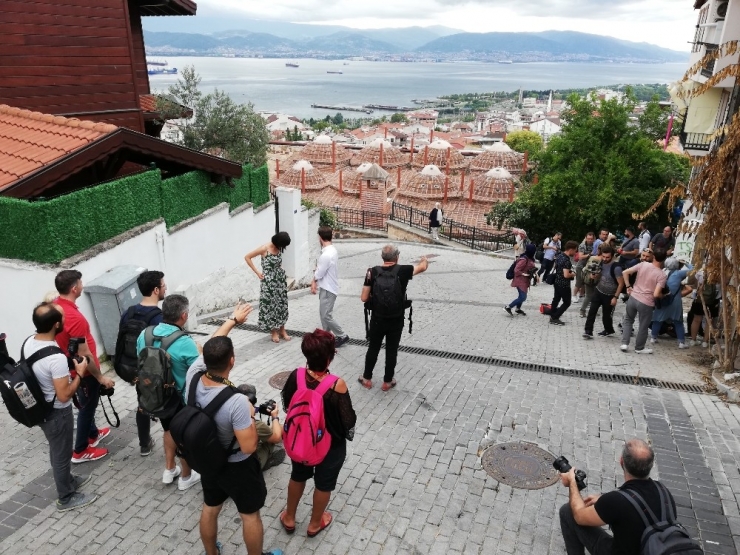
{"left": 276, "top": 135, "right": 527, "bottom": 203}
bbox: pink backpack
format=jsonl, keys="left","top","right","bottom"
{"left": 284, "top": 367, "right": 339, "bottom": 466}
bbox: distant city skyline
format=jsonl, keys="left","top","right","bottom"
{"left": 198, "top": 0, "right": 697, "bottom": 52}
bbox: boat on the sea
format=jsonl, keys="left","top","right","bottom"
{"left": 343, "top": 62, "right": 350, "bottom": 65}
{"left": 327, "top": 71, "right": 343, "bottom": 74}
{"left": 286, "top": 63, "right": 299, "bottom": 68}
{"left": 498, "top": 60, "right": 513, "bottom": 64}
{"left": 148, "top": 61, "right": 177, "bottom": 75}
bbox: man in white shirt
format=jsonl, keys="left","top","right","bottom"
{"left": 25, "top": 302, "right": 98, "bottom": 511}
{"left": 311, "top": 227, "right": 350, "bottom": 347}
{"left": 637, "top": 221, "right": 652, "bottom": 253}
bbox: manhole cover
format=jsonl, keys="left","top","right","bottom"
{"left": 268, "top": 371, "right": 293, "bottom": 390}
{"left": 480, "top": 442, "right": 559, "bottom": 489}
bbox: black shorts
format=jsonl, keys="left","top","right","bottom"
{"left": 202, "top": 455, "right": 266, "bottom": 515}
{"left": 290, "top": 442, "right": 346, "bottom": 492}
{"left": 159, "top": 399, "right": 184, "bottom": 432}
{"left": 690, "top": 300, "right": 719, "bottom": 318}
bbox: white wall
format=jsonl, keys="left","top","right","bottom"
{"left": 0, "top": 197, "right": 317, "bottom": 358}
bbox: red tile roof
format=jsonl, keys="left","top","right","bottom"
{"left": 140, "top": 94, "right": 158, "bottom": 113}
{"left": 0, "top": 105, "right": 117, "bottom": 192}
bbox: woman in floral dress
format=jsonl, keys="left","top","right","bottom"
{"left": 244, "top": 232, "right": 292, "bottom": 343}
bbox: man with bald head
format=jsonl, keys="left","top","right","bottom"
{"left": 558, "top": 439, "right": 681, "bottom": 555}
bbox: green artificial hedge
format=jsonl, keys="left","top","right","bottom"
{"left": 0, "top": 164, "right": 270, "bottom": 264}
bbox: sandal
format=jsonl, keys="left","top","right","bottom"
{"left": 279, "top": 510, "right": 295, "bottom": 534}
{"left": 357, "top": 377, "right": 372, "bottom": 389}
{"left": 307, "top": 512, "right": 332, "bottom": 538}
{"left": 381, "top": 379, "right": 397, "bottom": 392}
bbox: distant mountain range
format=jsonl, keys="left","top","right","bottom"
{"left": 143, "top": 24, "right": 689, "bottom": 63}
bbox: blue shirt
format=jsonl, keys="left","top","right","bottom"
{"left": 592, "top": 239, "right": 603, "bottom": 256}
{"left": 136, "top": 323, "right": 199, "bottom": 397}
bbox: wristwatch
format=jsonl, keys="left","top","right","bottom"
{"left": 231, "top": 317, "right": 239, "bottom": 324}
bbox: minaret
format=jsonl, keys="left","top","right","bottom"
{"left": 547, "top": 90, "right": 553, "bottom": 112}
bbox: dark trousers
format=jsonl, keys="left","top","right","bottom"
{"left": 74, "top": 375, "right": 100, "bottom": 454}
{"left": 538, "top": 258, "right": 554, "bottom": 278}
{"left": 550, "top": 284, "right": 572, "bottom": 320}
{"left": 585, "top": 290, "right": 616, "bottom": 334}
{"left": 559, "top": 503, "right": 613, "bottom": 555}
{"left": 136, "top": 409, "right": 152, "bottom": 448}
{"left": 364, "top": 317, "right": 404, "bottom": 384}
{"left": 39, "top": 406, "right": 75, "bottom": 503}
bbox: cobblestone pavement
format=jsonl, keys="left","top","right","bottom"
{"left": 0, "top": 240, "right": 737, "bottom": 554}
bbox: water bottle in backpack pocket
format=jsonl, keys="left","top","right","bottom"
{"left": 283, "top": 367, "right": 338, "bottom": 466}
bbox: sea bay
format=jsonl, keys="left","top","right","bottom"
{"left": 149, "top": 57, "right": 687, "bottom": 119}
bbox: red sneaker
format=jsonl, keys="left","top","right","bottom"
{"left": 72, "top": 446, "right": 109, "bottom": 464}
{"left": 88, "top": 427, "right": 111, "bottom": 447}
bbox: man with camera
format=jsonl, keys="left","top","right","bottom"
{"left": 559, "top": 439, "right": 679, "bottom": 555}
{"left": 184, "top": 303, "right": 283, "bottom": 555}
{"left": 54, "top": 270, "right": 115, "bottom": 464}
{"left": 237, "top": 384, "right": 285, "bottom": 471}
{"left": 26, "top": 302, "right": 98, "bottom": 511}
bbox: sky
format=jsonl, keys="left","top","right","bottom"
{"left": 202, "top": 0, "right": 699, "bottom": 52}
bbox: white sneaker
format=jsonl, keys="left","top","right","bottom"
{"left": 649, "top": 337, "right": 657, "bottom": 344}
{"left": 702, "top": 342, "right": 709, "bottom": 348}
{"left": 678, "top": 343, "right": 689, "bottom": 349}
{"left": 162, "top": 465, "right": 181, "bottom": 485}
{"left": 687, "top": 340, "right": 696, "bottom": 347}
{"left": 178, "top": 470, "right": 201, "bottom": 491}
{"left": 635, "top": 348, "right": 654, "bottom": 355}
{"left": 620, "top": 345, "right": 628, "bottom": 352}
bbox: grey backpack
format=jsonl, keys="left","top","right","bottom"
{"left": 136, "top": 327, "right": 186, "bottom": 419}
{"left": 619, "top": 481, "right": 704, "bottom": 555}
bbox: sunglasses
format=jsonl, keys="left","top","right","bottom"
{"left": 642, "top": 248, "right": 652, "bottom": 253}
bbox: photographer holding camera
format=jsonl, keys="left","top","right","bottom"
{"left": 54, "top": 270, "right": 115, "bottom": 464}
{"left": 25, "top": 302, "right": 98, "bottom": 511}
{"left": 558, "top": 439, "right": 682, "bottom": 555}
{"left": 237, "top": 384, "right": 285, "bottom": 471}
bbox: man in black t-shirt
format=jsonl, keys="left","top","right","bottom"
{"left": 360, "top": 244, "right": 428, "bottom": 391}
{"left": 650, "top": 226, "right": 675, "bottom": 256}
{"left": 559, "top": 439, "right": 678, "bottom": 555}
{"left": 549, "top": 241, "right": 578, "bottom": 326}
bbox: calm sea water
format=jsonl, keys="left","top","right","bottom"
{"left": 149, "top": 57, "right": 686, "bottom": 119}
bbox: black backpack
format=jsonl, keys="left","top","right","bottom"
{"left": 170, "top": 371, "right": 240, "bottom": 476}
{"left": 114, "top": 306, "right": 162, "bottom": 384}
{"left": 137, "top": 326, "right": 187, "bottom": 419}
{"left": 619, "top": 481, "right": 704, "bottom": 555}
{"left": 0, "top": 337, "right": 63, "bottom": 427}
{"left": 506, "top": 256, "right": 524, "bottom": 280}
{"left": 370, "top": 265, "right": 406, "bottom": 319}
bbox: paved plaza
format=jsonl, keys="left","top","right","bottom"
{"left": 0, "top": 240, "right": 738, "bottom": 554}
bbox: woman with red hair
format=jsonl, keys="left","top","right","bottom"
{"left": 279, "top": 329, "right": 356, "bottom": 538}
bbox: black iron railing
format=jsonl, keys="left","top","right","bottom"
{"left": 701, "top": 44, "right": 719, "bottom": 78}
{"left": 332, "top": 207, "right": 387, "bottom": 230}
{"left": 680, "top": 131, "right": 713, "bottom": 151}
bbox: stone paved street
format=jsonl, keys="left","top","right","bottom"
{"left": 0, "top": 240, "right": 738, "bottom": 554}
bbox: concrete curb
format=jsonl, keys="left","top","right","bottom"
{"left": 335, "top": 238, "right": 515, "bottom": 260}
{"left": 712, "top": 373, "right": 740, "bottom": 402}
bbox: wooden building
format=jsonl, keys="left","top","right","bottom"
{"left": 0, "top": 0, "right": 196, "bottom": 136}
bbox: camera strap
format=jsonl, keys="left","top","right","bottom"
{"left": 100, "top": 395, "right": 120, "bottom": 428}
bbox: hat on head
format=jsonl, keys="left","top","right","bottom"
{"left": 664, "top": 257, "right": 680, "bottom": 271}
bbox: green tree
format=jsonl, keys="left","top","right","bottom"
{"left": 504, "top": 130, "right": 544, "bottom": 156}
{"left": 390, "top": 113, "right": 408, "bottom": 124}
{"left": 487, "top": 92, "right": 690, "bottom": 242}
{"left": 160, "top": 65, "right": 268, "bottom": 166}
{"left": 332, "top": 112, "right": 344, "bottom": 125}
{"left": 638, "top": 95, "right": 674, "bottom": 142}
{"left": 313, "top": 121, "right": 329, "bottom": 132}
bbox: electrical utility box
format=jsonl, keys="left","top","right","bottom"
{"left": 85, "top": 265, "right": 147, "bottom": 356}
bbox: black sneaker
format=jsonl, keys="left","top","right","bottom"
{"left": 598, "top": 330, "right": 615, "bottom": 337}
{"left": 140, "top": 438, "right": 154, "bottom": 457}
{"left": 550, "top": 319, "right": 565, "bottom": 326}
{"left": 504, "top": 306, "right": 513, "bottom": 316}
{"left": 515, "top": 309, "right": 526, "bottom": 316}
{"left": 263, "top": 447, "right": 286, "bottom": 471}
{"left": 335, "top": 335, "right": 350, "bottom": 348}
{"left": 582, "top": 332, "right": 593, "bottom": 339}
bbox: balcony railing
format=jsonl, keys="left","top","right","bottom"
{"left": 701, "top": 44, "right": 718, "bottom": 78}
{"left": 680, "top": 131, "right": 713, "bottom": 151}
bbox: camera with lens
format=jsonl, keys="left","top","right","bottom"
{"left": 238, "top": 384, "right": 276, "bottom": 417}
{"left": 553, "top": 456, "right": 588, "bottom": 490}
{"left": 256, "top": 399, "right": 276, "bottom": 416}
{"left": 67, "top": 337, "right": 91, "bottom": 370}
{"left": 99, "top": 384, "right": 115, "bottom": 397}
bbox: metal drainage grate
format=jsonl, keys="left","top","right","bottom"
{"left": 206, "top": 319, "right": 707, "bottom": 394}
{"left": 268, "top": 371, "right": 293, "bottom": 390}
{"left": 480, "top": 442, "right": 560, "bottom": 490}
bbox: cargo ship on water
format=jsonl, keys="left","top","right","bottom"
{"left": 286, "top": 62, "right": 299, "bottom": 68}
{"left": 147, "top": 60, "right": 177, "bottom": 75}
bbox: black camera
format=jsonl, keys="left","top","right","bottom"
{"left": 99, "top": 385, "right": 115, "bottom": 397}
{"left": 256, "top": 399, "right": 276, "bottom": 416}
{"left": 67, "top": 337, "right": 88, "bottom": 370}
{"left": 553, "top": 456, "right": 588, "bottom": 490}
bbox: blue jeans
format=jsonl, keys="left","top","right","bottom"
{"left": 509, "top": 288, "right": 528, "bottom": 309}
{"left": 652, "top": 320, "right": 686, "bottom": 343}
{"left": 538, "top": 258, "right": 554, "bottom": 278}
{"left": 74, "top": 375, "right": 100, "bottom": 453}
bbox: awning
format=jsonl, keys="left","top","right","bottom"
{"left": 136, "top": 0, "right": 197, "bottom": 16}
{"left": 684, "top": 87, "right": 723, "bottom": 134}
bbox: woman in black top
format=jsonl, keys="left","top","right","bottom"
{"left": 280, "top": 329, "right": 356, "bottom": 538}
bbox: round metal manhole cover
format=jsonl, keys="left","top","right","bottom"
{"left": 268, "top": 371, "right": 293, "bottom": 390}
{"left": 480, "top": 442, "right": 559, "bottom": 490}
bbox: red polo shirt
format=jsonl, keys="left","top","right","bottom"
{"left": 54, "top": 296, "right": 99, "bottom": 363}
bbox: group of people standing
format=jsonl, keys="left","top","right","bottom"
{"left": 504, "top": 222, "right": 717, "bottom": 354}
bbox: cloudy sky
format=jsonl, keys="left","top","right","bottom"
{"left": 202, "top": 0, "right": 699, "bottom": 51}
